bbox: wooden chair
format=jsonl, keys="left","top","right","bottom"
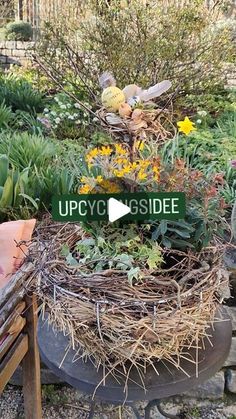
{"left": 0, "top": 263, "right": 42, "bottom": 419}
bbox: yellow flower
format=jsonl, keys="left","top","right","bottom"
{"left": 129, "top": 162, "right": 139, "bottom": 170}
{"left": 115, "top": 157, "right": 128, "bottom": 165}
{"left": 122, "top": 164, "right": 132, "bottom": 174}
{"left": 99, "top": 146, "right": 113, "bottom": 156}
{"left": 153, "top": 166, "right": 160, "bottom": 175}
{"left": 113, "top": 169, "right": 125, "bottom": 177}
{"left": 80, "top": 176, "right": 87, "bottom": 183}
{"left": 139, "top": 160, "right": 150, "bottom": 168}
{"left": 137, "top": 170, "right": 147, "bottom": 180}
{"left": 95, "top": 175, "right": 103, "bottom": 183}
{"left": 79, "top": 184, "right": 92, "bottom": 194}
{"left": 86, "top": 147, "right": 99, "bottom": 162}
{"left": 115, "top": 143, "right": 127, "bottom": 155}
{"left": 134, "top": 140, "right": 145, "bottom": 151}
{"left": 177, "top": 117, "right": 196, "bottom": 136}
{"left": 101, "top": 180, "right": 122, "bottom": 193}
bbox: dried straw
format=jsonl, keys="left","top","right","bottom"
{"left": 97, "top": 107, "right": 174, "bottom": 146}
{"left": 28, "top": 221, "right": 228, "bottom": 380}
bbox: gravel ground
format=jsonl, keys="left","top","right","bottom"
{"left": 1, "top": 384, "right": 236, "bottom": 419}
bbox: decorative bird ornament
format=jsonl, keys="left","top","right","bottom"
{"left": 99, "top": 72, "right": 172, "bottom": 113}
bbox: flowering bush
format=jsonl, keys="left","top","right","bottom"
{"left": 42, "top": 93, "right": 90, "bottom": 139}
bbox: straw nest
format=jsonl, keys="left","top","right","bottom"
{"left": 97, "top": 107, "right": 174, "bottom": 146}
{"left": 30, "top": 221, "right": 228, "bottom": 376}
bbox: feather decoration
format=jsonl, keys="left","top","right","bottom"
{"left": 139, "top": 80, "right": 172, "bottom": 102}
{"left": 99, "top": 72, "right": 116, "bottom": 89}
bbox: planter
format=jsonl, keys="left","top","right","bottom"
{"left": 30, "top": 222, "right": 229, "bottom": 379}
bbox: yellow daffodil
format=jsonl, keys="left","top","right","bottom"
{"left": 115, "top": 143, "right": 127, "bottom": 155}
{"left": 177, "top": 117, "right": 196, "bottom": 136}
{"left": 86, "top": 147, "right": 99, "bottom": 161}
{"left": 99, "top": 146, "right": 113, "bottom": 156}
{"left": 129, "top": 162, "right": 139, "bottom": 170}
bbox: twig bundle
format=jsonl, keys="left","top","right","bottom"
{"left": 28, "top": 221, "right": 228, "bottom": 377}
{"left": 97, "top": 107, "right": 174, "bottom": 146}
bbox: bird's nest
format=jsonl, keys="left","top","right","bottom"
{"left": 97, "top": 107, "right": 174, "bottom": 146}
{"left": 29, "top": 221, "right": 228, "bottom": 378}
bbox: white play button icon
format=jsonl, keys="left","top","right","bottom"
{"left": 108, "top": 198, "right": 131, "bottom": 222}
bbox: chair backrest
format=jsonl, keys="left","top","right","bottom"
{"left": 0, "top": 263, "right": 42, "bottom": 419}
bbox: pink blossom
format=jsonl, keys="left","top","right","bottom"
{"left": 231, "top": 160, "right": 236, "bottom": 169}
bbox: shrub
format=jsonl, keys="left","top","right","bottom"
{"left": 0, "top": 74, "right": 46, "bottom": 114}
{"left": 5, "top": 21, "right": 33, "bottom": 41}
{"left": 8, "top": 64, "right": 55, "bottom": 94}
{"left": 37, "top": 0, "right": 234, "bottom": 95}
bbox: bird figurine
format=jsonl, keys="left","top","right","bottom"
{"left": 99, "top": 72, "right": 172, "bottom": 113}
{"left": 124, "top": 80, "right": 172, "bottom": 106}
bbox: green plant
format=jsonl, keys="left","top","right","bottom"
{"left": 61, "top": 224, "right": 163, "bottom": 284}
{"left": 12, "top": 110, "right": 46, "bottom": 135}
{"left": 0, "top": 101, "right": 14, "bottom": 130}
{"left": 0, "top": 132, "right": 56, "bottom": 170}
{"left": 42, "top": 92, "right": 91, "bottom": 140}
{"left": 42, "top": 385, "right": 69, "bottom": 405}
{"left": 5, "top": 20, "right": 33, "bottom": 41}
{"left": 176, "top": 89, "right": 236, "bottom": 117}
{"left": 0, "top": 132, "right": 75, "bottom": 218}
{"left": 0, "top": 154, "right": 35, "bottom": 220}
{"left": 8, "top": 64, "right": 55, "bottom": 94}
{"left": 0, "top": 74, "right": 45, "bottom": 114}
{"left": 37, "top": 0, "right": 234, "bottom": 95}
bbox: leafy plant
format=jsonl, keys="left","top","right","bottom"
{"left": 5, "top": 21, "right": 33, "bottom": 41}
{"left": 7, "top": 64, "right": 55, "bottom": 94}
{"left": 0, "top": 74, "right": 45, "bottom": 114}
{"left": 0, "top": 132, "right": 56, "bottom": 170}
{"left": 162, "top": 110, "right": 236, "bottom": 206}
{"left": 176, "top": 89, "right": 236, "bottom": 117}
{"left": 0, "top": 101, "right": 14, "bottom": 130}
{"left": 0, "top": 154, "right": 36, "bottom": 220}
{"left": 12, "top": 110, "right": 46, "bottom": 135}
{"left": 42, "top": 92, "right": 91, "bottom": 140}
{"left": 0, "top": 132, "right": 75, "bottom": 218}
{"left": 61, "top": 225, "right": 163, "bottom": 283}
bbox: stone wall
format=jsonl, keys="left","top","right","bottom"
{"left": 0, "top": 40, "right": 34, "bottom": 69}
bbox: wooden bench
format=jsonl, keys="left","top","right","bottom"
{"left": 0, "top": 264, "right": 42, "bottom": 419}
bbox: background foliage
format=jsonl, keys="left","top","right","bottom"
{"left": 36, "top": 0, "right": 234, "bottom": 95}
